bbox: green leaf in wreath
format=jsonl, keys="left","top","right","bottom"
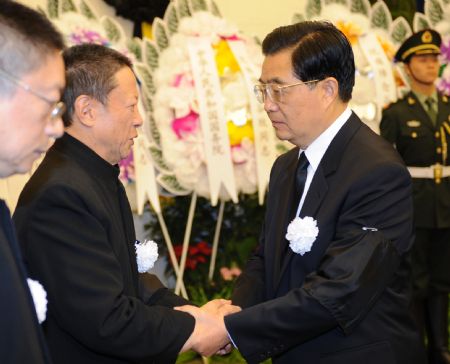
{"left": 135, "top": 64, "right": 156, "bottom": 95}
{"left": 149, "top": 145, "right": 171, "bottom": 173}
{"left": 305, "top": 0, "right": 321, "bottom": 19}
{"left": 101, "top": 16, "right": 122, "bottom": 43}
{"left": 157, "top": 174, "right": 191, "bottom": 196}
{"left": 324, "top": 0, "right": 348, "bottom": 6}
{"left": 79, "top": 0, "right": 97, "bottom": 19}
{"left": 189, "top": 0, "right": 208, "bottom": 12}
{"left": 370, "top": 1, "right": 392, "bottom": 31}
{"left": 126, "top": 38, "right": 143, "bottom": 62}
{"left": 350, "top": 0, "right": 370, "bottom": 16}
{"left": 209, "top": 0, "right": 222, "bottom": 17}
{"left": 164, "top": 2, "right": 179, "bottom": 35}
{"left": 152, "top": 18, "right": 170, "bottom": 52}
{"left": 47, "top": 0, "right": 59, "bottom": 18}
{"left": 413, "top": 12, "right": 431, "bottom": 32}
{"left": 276, "top": 141, "right": 290, "bottom": 155}
{"left": 425, "top": 0, "right": 444, "bottom": 25}
{"left": 146, "top": 113, "right": 161, "bottom": 147}
{"left": 140, "top": 88, "right": 153, "bottom": 114}
{"left": 292, "top": 13, "right": 305, "bottom": 24}
{"left": 390, "top": 17, "right": 412, "bottom": 45}
{"left": 61, "top": 0, "right": 76, "bottom": 13}
{"left": 143, "top": 39, "right": 159, "bottom": 71}
{"left": 37, "top": 6, "right": 46, "bottom": 16}
{"left": 177, "top": 0, "right": 192, "bottom": 19}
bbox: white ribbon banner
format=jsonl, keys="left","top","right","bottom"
{"left": 359, "top": 33, "right": 397, "bottom": 108}
{"left": 187, "top": 37, "right": 237, "bottom": 206}
{"left": 133, "top": 132, "right": 161, "bottom": 214}
{"left": 227, "top": 40, "right": 277, "bottom": 204}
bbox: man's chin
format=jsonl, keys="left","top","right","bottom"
{"left": 12, "top": 163, "right": 34, "bottom": 176}
{"left": 274, "top": 129, "right": 291, "bottom": 141}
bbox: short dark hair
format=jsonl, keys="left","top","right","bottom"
{"left": 62, "top": 44, "right": 133, "bottom": 127}
{"left": 0, "top": 0, "right": 64, "bottom": 96}
{"left": 262, "top": 21, "right": 355, "bottom": 102}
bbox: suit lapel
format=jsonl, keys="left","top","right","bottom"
{"left": 0, "top": 201, "right": 26, "bottom": 277}
{"left": 275, "top": 168, "right": 328, "bottom": 289}
{"left": 272, "top": 150, "right": 299, "bottom": 289}
{"left": 274, "top": 113, "right": 362, "bottom": 292}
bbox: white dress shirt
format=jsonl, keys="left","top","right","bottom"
{"left": 296, "top": 107, "right": 352, "bottom": 217}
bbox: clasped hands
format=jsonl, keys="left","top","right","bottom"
{"left": 176, "top": 299, "right": 241, "bottom": 356}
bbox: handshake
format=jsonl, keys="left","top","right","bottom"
{"left": 176, "top": 299, "right": 241, "bottom": 357}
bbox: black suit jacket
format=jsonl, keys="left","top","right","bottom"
{"left": 13, "top": 134, "right": 194, "bottom": 364}
{"left": 380, "top": 91, "right": 450, "bottom": 228}
{"left": 225, "top": 113, "right": 425, "bottom": 364}
{"left": 0, "top": 200, "right": 52, "bottom": 363}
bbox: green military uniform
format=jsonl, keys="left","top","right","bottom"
{"left": 381, "top": 91, "right": 450, "bottom": 292}
{"left": 380, "top": 28, "right": 450, "bottom": 364}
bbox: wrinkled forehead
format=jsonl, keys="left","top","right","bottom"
{"left": 260, "top": 48, "right": 296, "bottom": 83}
{"left": 107, "top": 66, "right": 139, "bottom": 99}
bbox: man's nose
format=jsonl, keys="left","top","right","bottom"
{"left": 264, "top": 94, "right": 278, "bottom": 113}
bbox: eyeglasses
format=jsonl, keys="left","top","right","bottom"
{"left": 253, "top": 79, "right": 320, "bottom": 104}
{"left": 0, "top": 67, "right": 65, "bottom": 120}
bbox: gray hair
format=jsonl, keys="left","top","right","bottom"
{"left": 0, "top": 1, "right": 64, "bottom": 97}
{"left": 62, "top": 43, "right": 133, "bottom": 127}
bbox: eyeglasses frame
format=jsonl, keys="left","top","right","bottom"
{"left": 253, "top": 79, "right": 320, "bottom": 104}
{"left": 0, "top": 67, "right": 65, "bottom": 120}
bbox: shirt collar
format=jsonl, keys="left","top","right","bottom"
{"left": 413, "top": 90, "right": 438, "bottom": 105}
{"left": 300, "top": 107, "right": 352, "bottom": 171}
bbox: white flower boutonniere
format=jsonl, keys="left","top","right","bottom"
{"left": 285, "top": 216, "right": 319, "bottom": 256}
{"left": 135, "top": 239, "right": 159, "bottom": 273}
{"left": 27, "top": 278, "right": 47, "bottom": 324}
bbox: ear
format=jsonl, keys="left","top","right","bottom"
{"left": 73, "top": 95, "right": 99, "bottom": 127}
{"left": 319, "top": 77, "right": 339, "bottom": 105}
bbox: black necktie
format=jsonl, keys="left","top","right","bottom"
{"left": 283, "top": 152, "right": 310, "bottom": 260}
{"left": 290, "top": 152, "right": 310, "bottom": 219}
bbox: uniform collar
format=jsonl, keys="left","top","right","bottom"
{"left": 412, "top": 89, "right": 438, "bottom": 105}
{"left": 52, "top": 133, "right": 120, "bottom": 182}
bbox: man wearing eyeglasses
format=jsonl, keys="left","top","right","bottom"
{"left": 11, "top": 43, "right": 239, "bottom": 364}
{"left": 0, "top": 1, "right": 65, "bottom": 363}
{"left": 176, "top": 21, "right": 425, "bottom": 363}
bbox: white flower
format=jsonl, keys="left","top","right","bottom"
{"left": 150, "top": 10, "right": 263, "bottom": 201}
{"left": 285, "top": 216, "right": 319, "bottom": 255}
{"left": 135, "top": 239, "right": 159, "bottom": 273}
{"left": 27, "top": 278, "right": 47, "bottom": 324}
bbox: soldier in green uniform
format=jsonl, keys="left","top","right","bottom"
{"left": 381, "top": 29, "right": 450, "bottom": 364}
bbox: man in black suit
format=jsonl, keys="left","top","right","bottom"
{"left": 0, "top": 1, "right": 65, "bottom": 363}
{"left": 13, "top": 43, "right": 234, "bottom": 364}
{"left": 381, "top": 29, "right": 450, "bottom": 364}
{"left": 177, "top": 21, "right": 426, "bottom": 363}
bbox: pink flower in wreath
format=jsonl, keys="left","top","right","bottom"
{"left": 440, "top": 37, "right": 450, "bottom": 63}
{"left": 171, "top": 110, "right": 199, "bottom": 139}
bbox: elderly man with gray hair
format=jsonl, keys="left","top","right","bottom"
{"left": 0, "top": 1, "right": 65, "bottom": 363}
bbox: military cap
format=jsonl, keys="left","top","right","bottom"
{"left": 394, "top": 29, "right": 441, "bottom": 63}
